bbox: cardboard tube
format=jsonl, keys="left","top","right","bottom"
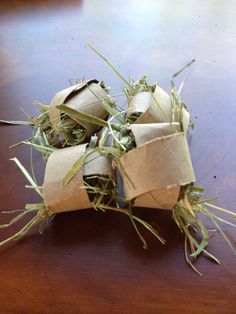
{"left": 119, "top": 132, "right": 195, "bottom": 201}
{"left": 127, "top": 85, "right": 190, "bottom": 131}
{"left": 127, "top": 85, "right": 172, "bottom": 123}
{"left": 128, "top": 123, "right": 182, "bottom": 209}
{"left": 43, "top": 145, "right": 114, "bottom": 213}
{"left": 49, "top": 80, "right": 110, "bottom": 136}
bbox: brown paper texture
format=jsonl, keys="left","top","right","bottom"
{"left": 127, "top": 85, "right": 172, "bottom": 123}
{"left": 49, "top": 80, "right": 109, "bottom": 135}
{"left": 127, "top": 85, "right": 190, "bottom": 131}
{"left": 43, "top": 145, "right": 113, "bottom": 213}
{"left": 83, "top": 150, "right": 114, "bottom": 177}
{"left": 129, "top": 122, "right": 180, "bottom": 147}
{"left": 134, "top": 186, "right": 180, "bottom": 209}
{"left": 129, "top": 123, "right": 181, "bottom": 209}
{"left": 119, "top": 132, "right": 195, "bottom": 201}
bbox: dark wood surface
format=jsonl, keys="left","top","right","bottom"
{"left": 0, "top": 1, "right": 236, "bottom": 313}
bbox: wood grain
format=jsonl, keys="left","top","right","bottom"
{"left": 0, "top": 1, "right": 236, "bottom": 313}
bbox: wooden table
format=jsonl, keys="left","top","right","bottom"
{"left": 0, "top": 1, "right": 236, "bottom": 313}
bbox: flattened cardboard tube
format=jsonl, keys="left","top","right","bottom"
{"left": 134, "top": 186, "right": 181, "bottom": 210}
{"left": 129, "top": 122, "right": 180, "bottom": 147}
{"left": 129, "top": 123, "right": 181, "bottom": 209}
{"left": 127, "top": 85, "right": 173, "bottom": 124}
{"left": 119, "top": 132, "right": 195, "bottom": 200}
{"left": 49, "top": 79, "right": 109, "bottom": 136}
{"left": 43, "top": 145, "right": 114, "bottom": 213}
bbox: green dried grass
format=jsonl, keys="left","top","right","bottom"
{"left": 86, "top": 44, "right": 236, "bottom": 273}
{"left": 0, "top": 158, "right": 53, "bottom": 247}
{"left": 1, "top": 80, "right": 114, "bottom": 161}
{"left": 87, "top": 43, "right": 185, "bottom": 131}
{"left": 83, "top": 175, "right": 117, "bottom": 209}
{"left": 172, "top": 184, "right": 236, "bottom": 275}
{"left": 0, "top": 116, "right": 163, "bottom": 250}
{"left": 30, "top": 106, "right": 87, "bottom": 159}
{"left": 1, "top": 45, "right": 235, "bottom": 275}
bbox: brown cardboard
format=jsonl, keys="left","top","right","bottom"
{"left": 134, "top": 186, "right": 180, "bottom": 209}
{"left": 83, "top": 150, "right": 114, "bottom": 177}
{"left": 127, "top": 85, "right": 190, "bottom": 131}
{"left": 129, "top": 122, "right": 180, "bottom": 146}
{"left": 128, "top": 123, "right": 182, "bottom": 209}
{"left": 127, "top": 85, "right": 172, "bottom": 123}
{"left": 49, "top": 80, "right": 109, "bottom": 136}
{"left": 119, "top": 132, "right": 195, "bottom": 201}
{"left": 43, "top": 145, "right": 114, "bottom": 213}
